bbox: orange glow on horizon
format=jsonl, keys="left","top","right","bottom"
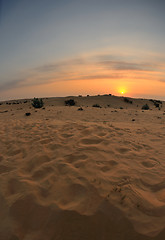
{"left": 118, "top": 87, "right": 127, "bottom": 96}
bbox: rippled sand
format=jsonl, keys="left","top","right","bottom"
{"left": 0, "top": 95, "right": 165, "bottom": 240}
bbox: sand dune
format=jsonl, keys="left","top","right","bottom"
{"left": 0, "top": 95, "right": 165, "bottom": 239}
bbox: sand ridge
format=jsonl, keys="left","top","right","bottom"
{"left": 0, "top": 95, "right": 165, "bottom": 239}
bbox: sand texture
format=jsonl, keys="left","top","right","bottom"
{"left": 0, "top": 95, "right": 165, "bottom": 240}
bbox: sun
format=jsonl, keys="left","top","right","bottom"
{"left": 119, "top": 88, "right": 126, "bottom": 95}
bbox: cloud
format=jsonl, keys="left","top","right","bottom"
{"left": 1, "top": 53, "right": 165, "bottom": 93}
{"left": 0, "top": 78, "right": 24, "bottom": 92}
{"left": 99, "top": 60, "right": 156, "bottom": 71}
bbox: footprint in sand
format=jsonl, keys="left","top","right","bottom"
{"left": 141, "top": 160, "right": 157, "bottom": 168}
{"left": 116, "top": 147, "right": 130, "bottom": 154}
{"left": 65, "top": 153, "right": 87, "bottom": 164}
{"left": 74, "top": 160, "right": 87, "bottom": 169}
{"left": 100, "top": 160, "right": 118, "bottom": 172}
{"left": 39, "top": 138, "right": 53, "bottom": 145}
{"left": 0, "top": 155, "right": 3, "bottom": 162}
{"left": 7, "top": 148, "right": 22, "bottom": 156}
{"left": 7, "top": 178, "right": 23, "bottom": 195}
{"left": 32, "top": 165, "right": 54, "bottom": 180}
{"left": 0, "top": 165, "right": 12, "bottom": 174}
{"left": 109, "top": 160, "right": 118, "bottom": 166}
{"left": 80, "top": 138, "right": 102, "bottom": 145}
{"left": 24, "top": 154, "right": 51, "bottom": 173}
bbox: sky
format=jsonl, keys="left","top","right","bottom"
{"left": 0, "top": 0, "right": 165, "bottom": 100}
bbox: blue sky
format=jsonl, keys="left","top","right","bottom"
{"left": 0, "top": 0, "right": 165, "bottom": 100}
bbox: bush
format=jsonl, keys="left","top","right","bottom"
{"left": 77, "top": 107, "right": 83, "bottom": 111}
{"left": 149, "top": 99, "right": 162, "bottom": 108}
{"left": 25, "top": 112, "right": 31, "bottom": 116}
{"left": 32, "top": 98, "right": 43, "bottom": 108}
{"left": 142, "top": 104, "right": 149, "bottom": 110}
{"left": 124, "top": 98, "right": 132, "bottom": 104}
{"left": 154, "top": 103, "right": 159, "bottom": 108}
{"left": 92, "top": 104, "right": 101, "bottom": 108}
{"left": 65, "top": 99, "right": 75, "bottom": 106}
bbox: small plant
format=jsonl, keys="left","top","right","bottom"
{"left": 77, "top": 107, "right": 83, "bottom": 111}
{"left": 92, "top": 104, "right": 101, "bottom": 108}
{"left": 124, "top": 98, "right": 132, "bottom": 104}
{"left": 65, "top": 99, "right": 75, "bottom": 106}
{"left": 32, "top": 98, "right": 43, "bottom": 108}
{"left": 149, "top": 99, "right": 162, "bottom": 108}
{"left": 154, "top": 103, "right": 159, "bottom": 108}
{"left": 25, "top": 112, "right": 31, "bottom": 116}
{"left": 142, "top": 104, "right": 149, "bottom": 110}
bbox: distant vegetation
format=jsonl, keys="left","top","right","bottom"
{"left": 77, "top": 107, "right": 83, "bottom": 111}
{"left": 142, "top": 104, "right": 150, "bottom": 110}
{"left": 32, "top": 98, "right": 44, "bottom": 108}
{"left": 124, "top": 97, "right": 133, "bottom": 104}
{"left": 25, "top": 112, "right": 31, "bottom": 116}
{"left": 92, "top": 104, "right": 101, "bottom": 108}
{"left": 149, "top": 99, "right": 162, "bottom": 109}
{"left": 65, "top": 99, "right": 76, "bottom": 106}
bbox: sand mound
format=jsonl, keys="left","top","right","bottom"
{"left": 0, "top": 95, "right": 165, "bottom": 239}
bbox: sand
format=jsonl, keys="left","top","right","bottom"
{"left": 0, "top": 95, "right": 165, "bottom": 240}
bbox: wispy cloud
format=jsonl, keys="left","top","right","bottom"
{"left": 99, "top": 60, "right": 157, "bottom": 71}
{"left": 0, "top": 78, "right": 24, "bottom": 92}
{"left": 1, "top": 53, "right": 165, "bottom": 93}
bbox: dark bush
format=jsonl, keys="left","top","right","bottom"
{"left": 142, "top": 104, "right": 150, "bottom": 110}
{"left": 154, "top": 103, "right": 159, "bottom": 108}
{"left": 32, "top": 98, "right": 43, "bottom": 108}
{"left": 124, "top": 98, "right": 132, "bottom": 104}
{"left": 25, "top": 112, "right": 31, "bottom": 116}
{"left": 78, "top": 107, "right": 83, "bottom": 111}
{"left": 150, "top": 99, "right": 162, "bottom": 108}
{"left": 92, "top": 104, "right": 101, "bottom": 108}
{"left": 65, "top": 99, "right": 75, "bottom": 106}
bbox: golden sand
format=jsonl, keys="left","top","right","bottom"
{"left": 0, "top": 95, "right": 165, "bottom": 240}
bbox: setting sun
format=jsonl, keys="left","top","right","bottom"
{"left": 119, "top": 88, "right": 126, "bottom": 95}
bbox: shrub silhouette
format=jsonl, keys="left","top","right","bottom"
{"left": 32, "top": 98, "right": 43, "bottom": 108}
{"left": 77, "top": 107, "right": 83, "bottom": 111}
{"left": 65, "top": 99, "right": 75, "bottom": 106}
{"left": 149, "top": 99, "right": 162, "bottom": 108}
{"left": 25, "top": 112, "right": 31, "bottom": 116}
{"left": 124, "top": 98, "right": 132, "bottom": 104}
{"left": 142, "top": 104, "right": 149, "bottom": 110}
{"left": 92, "top": 104, "right": 101, "bottom": 108}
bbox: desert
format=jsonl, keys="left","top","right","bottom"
{"left": 0, "top": 95, "right": 165, "bottom": 240}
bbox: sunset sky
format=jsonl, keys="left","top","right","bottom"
{"left": 0, "top": 0, "right": 165, "bottom": 100}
